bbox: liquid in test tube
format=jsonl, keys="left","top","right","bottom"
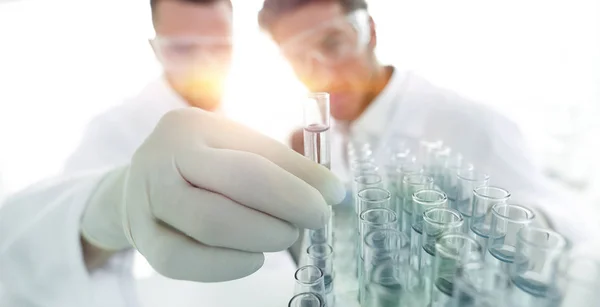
{"left": 303, "top": 93, "right": 331, "bottom": 169}
{"left": 303, "top": 92, "right": 333, "bottom": 247}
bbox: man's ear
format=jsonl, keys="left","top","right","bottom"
{"left": 368, "top": 16, "right": 377, "bottom": 50}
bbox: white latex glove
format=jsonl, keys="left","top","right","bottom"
{"left": 81, "top": 108, "right": 345, "bottom": 282}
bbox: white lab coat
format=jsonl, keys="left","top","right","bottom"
{"left": 0, "top": 69, "right": 596, "bottom": 307}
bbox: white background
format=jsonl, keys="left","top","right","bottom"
{"left": 0, "top": 0, "right": 599, "bottom": 211}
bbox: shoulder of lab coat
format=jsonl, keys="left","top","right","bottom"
{"left": 63, "top": 77, "right": 187, "bottom": 174}
{"left": 0, "top": 78, "right": 186, "bottom": 307}
{"left": 395, "top": 72, "right": 595, "bottom": 242}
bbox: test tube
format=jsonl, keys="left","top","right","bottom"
{"left": 470, "top": 186, "right": 511, "bottom": 249}
{"left": 357, "top": 208, "right": 398, "bottom": 299}
{"left": 455, "top": 168, "right": 490, "bottom": 229}
{"left": 357, "top": 187, "right": 392, "bottom": 214}
{"left": 429, "top": 146, "right": 451, "bottom": 185}
{"left": 288, "top": 293, "right": 324, "bottom": 307}
{"left": 451, "top": 262, "right": 511, "bottom": 307}
{"left": 418, "top": 140, "right": 443, "bottom": 167}
{"left": 487, "top": 204, "right": 535, "bottom": 271}
{"left": 394, "top": 160, "right": 423, "bottom": 228}
{"left": 353, "top": 174, "right": 384, "bottom": 215}
{"left": 303, "top": 92, "right": 333, "bottom": 248}
{"left": 410, "top": 189, "right": 448, "bottom": 271}
{"left": 432, "top": 234, "right": 483, "bottom": 307}
{"left": 556, "top": 255, "right": 600, "bottom": 307}
{"left": 359, "top": 208, "right": 398, "bottom": 257}
{"left": 360, "top": 229, "right": 410, "bottom": 307}
{"left": 295, "top": 265, "right": 327, "bottom": 297}
{"left": 351, "top": 161, "right": 379, "bottom": 178}
{"left": 400, "top": 174, "right": 434, "bottom": 235}
{"left": 510, "top": 228, "right": 567, "bottom": 307}
{"left": 419, "top": 208, "right": 464, "bottom": 303}
{"left": 441, "top": 155, "right": 468, "bottom": 208}
{"left": 307, "top": 244, "right": 335, "bottom": 307}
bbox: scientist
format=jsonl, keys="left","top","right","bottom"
{"left": 258, "top": 0, "right": 595, "bottom": 238}
{"left": 0, "top": 0, "right": 345, "bottom": 306}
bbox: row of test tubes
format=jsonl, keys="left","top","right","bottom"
{"left": 287, "top": 94, "right": 600, "bottom": 307}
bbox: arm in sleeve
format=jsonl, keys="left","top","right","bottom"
{"left": 0, "top": 173, "right": 114, "bottom": 307}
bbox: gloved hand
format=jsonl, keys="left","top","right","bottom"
{"left": 80, "top": 108, "right": 345, "bottom": 282}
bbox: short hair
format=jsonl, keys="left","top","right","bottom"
{"left": 258, "top": 0, "right": 368, "bottom": 33}
{"left": 151, "top": 0, "right": 232, "bottom": 16}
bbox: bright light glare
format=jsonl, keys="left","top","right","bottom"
{"left": 0, "top": 0, "right": 598, "bottom": 207}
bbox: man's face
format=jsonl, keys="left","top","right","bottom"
{"left": 270, "top": 2, "right": 377, "bottom": 121}
{"left": 152, "top": 0, "right": 233, "bottom": 111}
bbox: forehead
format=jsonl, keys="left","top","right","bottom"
{"left": 269, "top": 2, "right": 347, "bottom": 43}
{"left": 153, "top": 0, "right": 232, "bottom": 37}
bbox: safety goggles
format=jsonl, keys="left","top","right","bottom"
{"left": 151, "top": 36, "right": 233, "bottom": 71}
{"left": 279, "top": 9, "right": 371, "bottom": 73}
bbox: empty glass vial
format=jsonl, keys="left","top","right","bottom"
{"left": 470, "top": 186, "right": 511, "bottom": 250}
{"left": 357, "top": 187, "right": 393, "bottom": 214}
{"left": 510, "top": 227, "right": 568, "bottom": 307}
{"left": 410, "top": 189, "right": 448, "bottom": 271}
{"left": 487, "top": 203, "right": 535, "bottom": 271}
{"left": 440, "top": 154, "right": 467, "bottom": 208}
{"left": 307, "top": 244, "right": 335, "bottom": 296}
{"left": 400, "top": 174, "right": 434, "bottom": 237}
{"left": 451, "top": 262, "right": 511, "bottom": 307}
{"left": 360, "top": 229, "right": 410, "bottom": 307}
{"left": 455, "top": 168, "right": 490, "bottom": 229}
{"left": 359, "top": 208, "right": 398, "bottom": 259}
{"left": 419, "top": 208, "right": 465, "bottom": 304}
{"left": 350, "top": 160, "right": 378, "bottom": 178}
{"left": 556, "top": 253, "right": 600, "bottom": 307}
{"left": 431, "top": 233, "right": 483, "bottom": 307}
{"left": 394, "top": 161, "right": 423, "bottom": 228}
{"left": 288, "top": 292, "right": 324, "bottom": 307}
{"left": 353, "top": 174, "right": 384, "bottom": 216}
{"left": 418, "top": 139, "right": 444, "bottom": 167}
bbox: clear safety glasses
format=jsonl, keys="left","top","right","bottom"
{"left": 279, "top": 9, "right": 371, "bottom": 74}
{"left": 150, "top": 36, "right": 233, "bottom": 71}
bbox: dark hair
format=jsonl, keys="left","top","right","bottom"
{"left": 151, "top": 0, "right": 232, "bottom": 14}
{"left": 258, "top": 0, "right": 368, "bottom": 32}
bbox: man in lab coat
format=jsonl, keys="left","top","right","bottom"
{"left": 257, "top": 0, "right": 596, "bottom": 237}
{"left": 0, "top": 0, "right": 345, "bottom": 306}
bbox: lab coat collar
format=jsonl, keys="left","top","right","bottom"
{"left": 336, "top": 67, "right": 423, "bottom": 143}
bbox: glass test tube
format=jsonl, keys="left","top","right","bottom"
{"left": 455, "top": 168, "right": 490, "bottom": 229}
{"left": 357, "top": 187, "right": 392, "bottom": 214}
{"left": 418, "top": 140, "right": 443, "bottom": 166}
{"left": 353, "top": 174, "right": 384, "bottom": 214}
{"left": 429, "top": 146, "right": 451, "bottom": 185}
{"left": 394, "top": 160, "right": 423, "bottom": 228}
{"left": 288, "top": 293, "right": 324, "bottom": 307}
{"left": 295, "top": 265, "right": 327, "bottom": 300}
{"left": 556, "top": 255, "right": 600, "bottom": 307}
{"left": 432, "top": 234, "right": 483, "bottom": 307}
{"left": 410, "top": 189, "right": 448, "bottom": 271}
{"left": 360, "top": 229, "right": 410, "bottom": 307}
{"left": 400, "top": 174, "right": 434, "bottom": 235}
{"left": 359, "top": 208, "right": 398, "bottom": 258}
{"left": 357, "top": 208, "right": 398, "bottom": 298}
{"left": 441, "top": 154, "right": 467, "bottom": 209}
{"left": 510, "top": 227, "right": 567, "bottom": 307}
{"left": 451, "top": 262, "right": 511, "bottom": 307}
{"left": 418, "top": 208, "right": 464, "bottom": 303}
{"left": 487, "top": 204, "right": 535, "bottom": 271}
{"left": 303, "top": 92, "right": 333, "bottom": 248}
{"left": 470, "top": 186, "right": 511, "bottom": 250}
{"left": 307, "top": 244, "right": 335, "bottom": 307}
